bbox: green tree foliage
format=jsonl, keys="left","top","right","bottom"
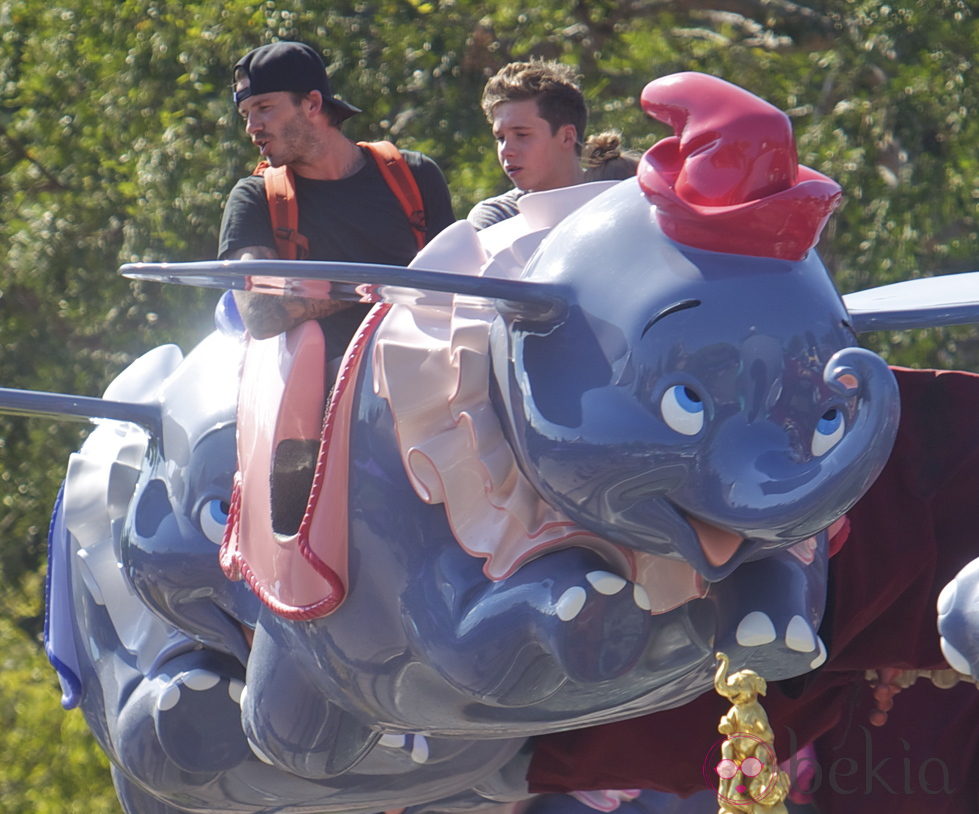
{"left": 0, "top": 0, "right": 976, "bottom": 808}
{"left": 0, "top": 573, "right": 118, "bottom": 813}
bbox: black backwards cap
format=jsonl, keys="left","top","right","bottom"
{"left": 233, "top": 42, "right": 361, "bottom": 122}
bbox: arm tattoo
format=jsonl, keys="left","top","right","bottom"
{"left": 227, "top": 246, "right": 352, "bottom": 338}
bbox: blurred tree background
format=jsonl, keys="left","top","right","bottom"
{"left": 0, "top": 0, "right": 976, "bottom": 809}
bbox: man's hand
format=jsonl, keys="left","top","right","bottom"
{"left": 228, "top": 246, "right": 352, "bottom": 339}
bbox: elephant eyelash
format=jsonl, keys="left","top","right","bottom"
{"left": 642, "top": 299, "right": 702, "bottom": 338}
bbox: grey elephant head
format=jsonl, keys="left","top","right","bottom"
{"left": 488, "top": 73, "right": 900, "bottom": 582}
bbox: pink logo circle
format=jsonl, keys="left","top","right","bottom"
{"left": 702, "top": 733, "right": 781, "bottom": 806}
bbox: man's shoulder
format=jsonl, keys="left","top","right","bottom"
{"left": 358, "top": 144, "right": 439, "bottom": 173}
{"left": 474, "top": 187, "right": 524, "bottom": 206}
{"left": 228, "top": 173, "right": 267, "bottom": 197}
{"left": 467, "top": 188, "right": 525, "bottom": 230}
{"left": 393, "top": 149, "right": 447, "bottom": 186}
{"left": 219, "top": 173, "right": 275, "bottom": 259}
{"left": 222, "top": 173, "right": 270, "bottom": 214}
{"left": 393, "top": 148, "right": 437, "bottom": 169}
{"left": 379, "top": 147, "right": 451, "bottom": 208}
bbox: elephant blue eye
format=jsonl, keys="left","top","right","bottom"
{"left": 811, "top": 408, "right": 845, "bottom": 457}
{"left": 661, "top": 384, "right": 705, "bottom": 436}
{"left": 199, "top": 498, "right": 230, "bottom": 545}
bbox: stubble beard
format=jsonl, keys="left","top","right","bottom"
{"left": 268, "top": 109, "right": 313, "bottom": 168}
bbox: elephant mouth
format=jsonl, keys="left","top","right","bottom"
{"left": 200, "top": 603, "right": 255, "bottom": 665}
{"left": 685, "top": 514, "right": 745, "bottom": 567}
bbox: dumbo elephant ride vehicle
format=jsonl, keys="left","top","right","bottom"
{"left": 6, "top": 72, "right": 979, "bottom": 814}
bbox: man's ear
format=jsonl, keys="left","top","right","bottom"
{"left": 305, "top": 89, "right": 324, "bottom": 117}
{"left": 559, "top": 123, "right": 578, "bottom": 149}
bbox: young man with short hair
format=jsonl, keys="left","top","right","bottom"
{"left": 220, "top": 41, "right": 455, "bottom": 338}
{"left": 467, "top": 61, "right": 587, "bottom": 230}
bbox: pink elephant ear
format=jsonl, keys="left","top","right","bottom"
{"left": 638, "top": 72, "right": 842, "bottom": 261}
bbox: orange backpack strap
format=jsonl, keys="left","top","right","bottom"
{"left": 252, "top": 161, "right": 310, "bottom": 260}
{"left": 358, "top": 141, "right": 427, "bottom": 250}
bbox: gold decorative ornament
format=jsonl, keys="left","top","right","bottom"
{"left": 713, "top": 652, "right": 790, "bottom": 814}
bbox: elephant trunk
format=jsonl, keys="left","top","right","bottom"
{"left": 700, "top": 347, "right": 900, "bottom": 544}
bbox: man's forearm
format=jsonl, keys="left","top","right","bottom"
{"left": 233, "top": 289, "right": 352, "bottom": 339}
{"left": 226, "top": 246, "right": 351, "bottom": 339}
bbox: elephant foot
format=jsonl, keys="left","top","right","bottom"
{"left": 550, "top": 568, "right": 654, "bottom": 683}
{"left": 937, "top": 557, "right": 979, "bottom": 678}
{"left": 153, "top": 668, "right": 250, "bottom": 772}
{"left": 719, "top": 611, "right": 826, "bottom": 680}
{"left": 709, "top": 548, "right": 828, "bottom": 682}
{"left": 417, "top": 548, "right": 657, "bottom": 706}
{"left": 241, "top": 682, "right": 378, "bottom": 779}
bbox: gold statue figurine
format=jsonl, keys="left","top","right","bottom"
{"left": 713, "top": 652, "right": 791, "bottom": 814}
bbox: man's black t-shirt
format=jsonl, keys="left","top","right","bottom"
{"left": 218, "top": 147, "right": 455, "bottom": 263}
